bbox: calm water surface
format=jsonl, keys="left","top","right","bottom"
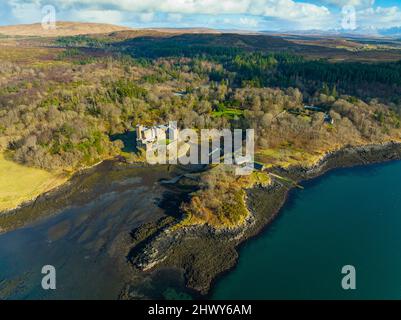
{"left": 212, "top": 161, "right": 401, "bottom": 299}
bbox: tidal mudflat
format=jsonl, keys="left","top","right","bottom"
{"left": 0, "top": 161, "right": 191, "bottom": 299}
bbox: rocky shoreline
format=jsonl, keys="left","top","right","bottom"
{"left": 2, "top": 141, "right": 401, "bottom": 299}
{"left": 124, "top": 141, "right": 401, "bottom": 297}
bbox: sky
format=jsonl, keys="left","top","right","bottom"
{"left": 0, "top": 0, "right": 401, "bottom": 31}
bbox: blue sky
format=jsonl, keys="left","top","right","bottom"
{"left": 1, "top": 0, "right": 401, "bottom": 31}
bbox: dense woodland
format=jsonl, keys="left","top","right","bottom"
{"left": 115, "top": 34, "right": 401, "bottom": 101}
{"left": 1, "top": 33, "right": 401, "bottom": 226}
{"left": 57, "top": 34, "right": 401, "bottom": 101}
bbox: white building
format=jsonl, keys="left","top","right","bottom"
{"left": 136, "top": 122, "right": 179, "bottom": 151}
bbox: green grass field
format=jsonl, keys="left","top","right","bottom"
{"left": 211, "top": 108, "right": 244, "bottom": 119}
{"left": 0, "top": 153, "right": 68, "bottom": 212}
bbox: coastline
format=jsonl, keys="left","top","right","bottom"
{"left": 0, "top": 156, "right": 113, "bottom": 216}
{"left": 125, "top": 141, "right": 401, "bottom": 296}
{"left": 0, "top": 157, "right": 146, "bottom": 234}
{"left": 207, "top": 141, "right": 401, "bottom": 298}
{"left": 2, "top": 141, "right": 401, "bottom": 297}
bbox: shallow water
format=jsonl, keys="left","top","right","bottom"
{"left": 0, "top": 163, "right": 174, "bottom": 299}
{"left": 212, "top": 161, "right": 401, "bottom": 299}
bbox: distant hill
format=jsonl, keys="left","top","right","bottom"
{"left": 262, "top": 27, "right": 401, "bottom": 39}
{"left": 3, "top": 21, "right": 401, "bottom": 39}
{"left": 103, "top": 28, "right": 222, "bottom": 41}
{"left": 0, "top": 22, "right": 229, "bottom": 39}
{"left": 0, "top": 21, "right": 132, "bottom": 37}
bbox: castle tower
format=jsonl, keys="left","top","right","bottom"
{"left": 168, "top": 121, "right": 179, "bottom": 141}
{"left": 136, "top": 125, "right": 143, "bottom": 140}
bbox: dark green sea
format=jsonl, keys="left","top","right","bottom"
{"left": 212, "top": 160, "right": 401, "bottom": 299}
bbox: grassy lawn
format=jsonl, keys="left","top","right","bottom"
{"left": 211, "top": 108, "right": 244, "bottom": 119}
{"left": 0, "top": 153, "right": 68, "bottom": 212}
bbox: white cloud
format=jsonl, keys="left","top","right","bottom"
{"left": 5, "top": 0, "right": 333, "bottom": 30}
{"left": 356, "top": 6, "right": 401, "bottom": 29}
{"left": 10, "top": 0, "right": 330, "bottom": 20}
{"left": 5, "top": 0, "right": 401, "bottom": 31}
{"left": 68, "top": 9, "right": 124, "bottom": 24}
{"left": 8, "top": 0, "right": 42, "bottom": 23}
